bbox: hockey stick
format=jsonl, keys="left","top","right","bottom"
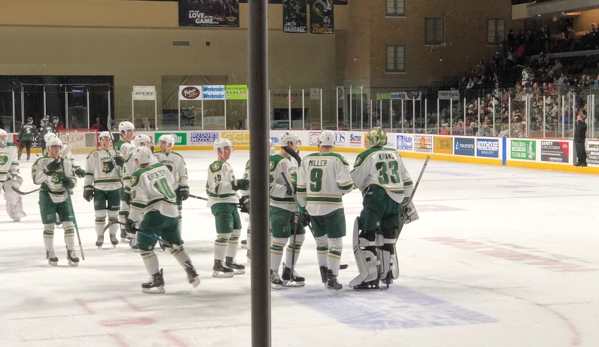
{"left": 281, "top": 170, "right": 303, "bottom": 287}
{"left": 62, "top": 158, "right": 85, "bottom": 261}
{"left": 404, "top": 156, "right": 430, "bottom": 207}
{"left": 102, "top": 220, "right": 172, "bottom": 247}
{"left": 12, "top": 186, "right": 41, "bottom": 195}
{"left": 189, "top": 194, "right": 208, "bottom": 201}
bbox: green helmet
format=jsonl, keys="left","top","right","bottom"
{"left": 366, "top": 127, "right": 387, "bottom": 148}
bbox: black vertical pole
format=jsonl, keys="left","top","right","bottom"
{"left": 249, "top": 0, "right": 270, "bottom": 346}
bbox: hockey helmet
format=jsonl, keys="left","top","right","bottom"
{"left": 132, "top": 146, "right": 153, "bottom": 165}
{"left": 0, "top": 129, "right": 7, "bottom": 148}
{"left": 213, "top": 138, "right": 233, "bottom": 153}
{"left": 44, "top": 132, "right": 57, "bottom": 143}
{"left": 52, "top": 116, "right": 59, "bottom": 121}
{"left": 41, "top": 116, "right": 49, "bottom": 125}
{"left": 98, "top": 131, "right": 112, "bottom": 141}
{"left": 46, "top": 136, "right": 63, "bottom": 149}
{"left": 158, "top": 134, "right": 176, "bottom": 146}
{"left": 26, "top": 117, "right": 33, "bottom": 123}
{"left": 118, "top": 121, "right": 135, "bottom": 133}
{"left": 134, "top": 134, "right": 152, "bottom": 147}
{"left": 318, "top": 130, "right": 335, "bottom": 147}
{"left": 279, "top": 131, "right": 299, "bottom": 147}
{"left": 366, "top": 127, "right": 387, "bottom": 148}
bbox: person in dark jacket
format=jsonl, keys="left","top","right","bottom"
{"left": 17, "top": 117, "right": 39, "bottom": 161}
{"left": 574, "top": 112, "right": 588, "bottom": 167}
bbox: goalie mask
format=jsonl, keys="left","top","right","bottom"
{"left": 366, "top": 127, "right": 387, "bottom": 149}
{"left": 132, "top": 146, "right": 153, "bottom": 165}
{"left": 280, "top": 131, "right": 299, "bottom": 148}
{"left": 134, "top": 134, "right": 152, "bottom": 148}
{"left": 0, "top": 129, "right": 7, "bottom": 148}
{"left": 318, "top": 130, "right": 335, "bottom": 147}
{"left": 213, "top": 138, "right": 233, "bottom": 154}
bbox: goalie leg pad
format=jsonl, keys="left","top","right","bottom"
{"left": 349, "top": 217, "right": 380, "bottom": 288}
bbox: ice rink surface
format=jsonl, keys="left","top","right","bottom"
{"left": 1, "top": 149, "right": 598, "bottom": 347}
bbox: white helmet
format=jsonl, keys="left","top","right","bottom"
{"left": 132, "top": 146, "right": 153, "bottom": 165}
{"left": 158, "top": 134, "right": 176, "bottom": 147}
{"left": 46, "top": 136, "right": 63, "bottom": 149}
{"left": 98, "top": 131, "right": 111, "bottom": 142}
{"left": 213, "top": 138, "right": 233, "bottom": 153}
{"left": 118, "top": 121, "right": 135, "bottom": 133}
{"left": 44, "top": 132, "right": 57, "bottom": 143}
{"left": 134, "top": 134, "right": 152, "bottom": 147}
{"left": 280, "top": 131, "right": 299, "bottom": 147}
{"left": 0, "top": 129, "right": 7, "bottom": 147}
{"left": 318, "top": 130, "right": 335, "bottom": 147}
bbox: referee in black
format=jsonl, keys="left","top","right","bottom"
{"left": 574, "top": 111, "right": 588, "bottom": 167}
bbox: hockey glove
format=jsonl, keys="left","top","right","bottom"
{"left": 239, "top": 196, "right": 250, "bottom": 214}
{"left": 125, "top": 218, "right": 137, "bottom": 234}
{"left": 179, "top": 186, "right": 190, "bottom": 201}
{"left": 113, "top": 155, "right": 125, "bottom": 168}
{"left": 232, "top": 178, "right": 250, "bottom": 191}
{"left": 297, "top": 210, "right": 311, "bottom": 227}
{"left": 74, "top": 167, "right": 86, "bottom": 178}
{"left": 43, "top": 159, "right": 61, "bottom": 176}
{"left": 61, "top": 177, "right": 75, "bottom": 189}
{"left": 123, "top": 191, "right": 131, "bottom": 205}
{"left": 83, "top": 185, "right": 94, "bottom": 202}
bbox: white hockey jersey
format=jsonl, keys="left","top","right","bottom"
{"left": 297, "top": 152, "right": 354, "bottom": 216}
{"left": 153, "top": 151, "right": 188, "bottom": 189}
{"left": 0, "top": 143, "right": 19, "bottom": 182}
{"left": 129, "top": 163, "right": 178, "bottom": 222}
{"left": 123, "top": 148, "right": 157, "bottom": 192}
{"left": 32, "top": 155, "right": 77, "bottom": 203}
{"left": 269, "top": 154, "right": 299, "bottom": 212}
{"left": 351, "top": 147, "right": 413, "bottom": 204}
{"left": 239, "top": 159, "right": 250, "bottom": 198}
{"left": 84, "top": 149, "right": 122, "bottom": 191}
{"left": 206, "top": 160, "right": 238, "bottom": 207}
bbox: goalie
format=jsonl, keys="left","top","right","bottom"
{"left": 349, "top": 127, "right": 413, "bottom": 290}
{"left": 0, "top": 129, "right": 26, "bottom": 222}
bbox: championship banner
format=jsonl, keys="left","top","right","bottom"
{"left": 178, "top": 0, "right": 239, "bottom": 27}
{"left": 540, "top": 140, "right": 569, "bottom": 163}
{"left": 283, "top": 0, "right": 307, "bottom": 33}
{"left": 310, "top": 0, "right": 334, "bottom": 34}
{"left": 179, "top": 86, "right": 203, "bottom": 101}
{"left": 132, "top": 86, "right": 156, "bottom": 101}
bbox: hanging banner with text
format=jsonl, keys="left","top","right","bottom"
{"left": 179, "top": 86, "right": 203, "bottom": 101}
{"left": 225, "top": 85, "right": 248, "bottom": 100}
{"left": 310, "top": 0, "right": 334, "bottom": 34}
{"left": 203, "top": 85, "right": 226, "bottom": 100}
{"left": 132, "top": 86, "right": 156, "bottom": 101}
{"left": 438, "top": 90, "right": 460, "bottom": 101}
{"left": 178, "top": 0, "right": 239, "bottom": 27}
{"left": 283, "top": 0, "right": 307, "bottom": 33}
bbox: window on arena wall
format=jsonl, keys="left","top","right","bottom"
{"left": 488, "top": 18, "right": 506, "bottom": 45}
{"left": 385, "top": 0, "right": 406, "bottom": 17}
{"left": 425, "top": 17, "right": 444, "bottom": 45}
{"left": 385, "top": 45, "right": 406, "bottom": 73}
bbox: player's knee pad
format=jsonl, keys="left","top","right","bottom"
{"left": 271, "top": 237, "right": 287, "bottom": 253}
{"left": 169, "top": 244, "right": 184, "bottom": 255}
{"left": 107, "top": 210, "right": 118, "bottom": 221}
{"left": 95, "top": 210, "right": 106, "bottom": 223}
{"left": 315, "top": 235, "right": 328, "bottom": 250}
{"left": 62, "top": 221, "right": 74, "bottom": 229}
{"left": 230, "top": 228, "right": 242, "bottom": 241}
{"left": 216, "top": 232, "right": 231, "bottom": 244}
{"left": 43, "top": 224, "right": 55, "bottom": 235}
{"left": 329, "top": 237, "right": 343, "bottom": 251}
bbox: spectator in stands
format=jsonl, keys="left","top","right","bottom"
{"left": 90, "top": 117, "right": 104, "bottom": 131}
{"left": 473, "top": 60, "right": 485, "bottom": 79}
{"left": 477, "top": 122, "right": 497, "bottom": 137}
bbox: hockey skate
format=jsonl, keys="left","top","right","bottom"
{"left": 66, "top": 246, "right": 79, "bottom": 267}
{"left": 96, "top": 235, "right": 104, "bottom": 249}
{"left": 240, "top": 239, "right": 248, "bottom": 249}
{"left": 184, "top": 261, "right": 200, "bottom": 288}
{"left": 110, "top": 234, "right": 119, "bottom": 248}
{"left": 142, "top": 269, "right": 165, "bottom": 294}
{"left": 327, "top": 269, "right": 342, "bottom": 295}
{"left": 319, "top": 266, "right": 328, "bottom": 288}
{"left": 212, "top": 260, "right": 234, "bottom": 278}
{"left": 46, "top": 250, "right": 58, "bottom": 266}
{"left": 270, "top": 270, "right": 284, "bottom": 290}
{"left": 282, "top": 264, "right": 305, "bottom": 287}
{"left": 380, "top": 270, "right": 394, "bottom": 290}
{"left": 225, "top": 257, "right": 245, "bottom": 275}
{"left": 352, "top": 279, "right": 380, "bottom": 290}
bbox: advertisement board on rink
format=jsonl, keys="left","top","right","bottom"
{"left": 348, "top": 132, "right": 363, "bottom": 147}
{"left": 396, "top": 134, "right": 414, "bottom": 151}
{"left": 588, "top": 141, "right": 599, "bottom": 165}
{"left": 332, "top": 131, "right": 346, "bottom": 146}
{"left": 308, "top": 132, "right": 320, "bottom": 145}
{"left": 155, "top": 132, "right": 187, "bottom": 145}
{"left": 540, "top": 140, "right": 569, "bottom": 163}
{"left": 414, "top": 135, "right": 433, "bottom": 153}
{"left": 190, "top": 131, "right": 219, "bottom": 145}
{"left": 453, "top": 137, "right": 475, "bottom": 156}
{"left": 476, "top": 138, "right": 499, "bottom": 158}
{"left": 220, "top": 131, "right": 250, "bottom": 145}
{"left": 434, "top": 136, "right": 452, "bottom": 154}
{"left": 510, "top": 139, "right": 536, "bottom": 161}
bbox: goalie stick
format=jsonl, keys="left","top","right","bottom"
{"left": 12, "top": 186, "right": 41, "bottom": 195}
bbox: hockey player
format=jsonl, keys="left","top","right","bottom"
{"left": 349, "top": 127, "right": 412, "bottom": 290}
{"left": 0, "top": 129, "right": 26, "bottom": 222}
{"left": 32, "top": 136, "right": 80, "bottom": 267}
{"left": 125, "top": 146, "right": 200, "bottom": 293}
{"left": 154, "top": 134, "right": 189, "bottom": 233}
{"left": 114, "top": 121, "right": 135, "bottom": 158}
{"left": 297, "top": 130, "right": 353, "bottom": 292}
{"left": 84, "top": 131, "right": 125, "bottom": 249}
{"left": 121, "top": 134, "right": 155, "bottom": 248}
{"left": 269, "top": 131, "right": 306, "bottom": 288}
{"left": 39, "top": 116, "right": 55, "bottom": 153}
{"left": 206, "top": 138, "right": 249, "bottom": 277}
{"left": 17, "top": 117, "right": 39, "bottom": 161}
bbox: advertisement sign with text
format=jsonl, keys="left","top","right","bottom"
{"left": 221, "top": 131, "right": 250, "bottom": 146}
{"left": 396, "top": 135, "right": 414, "bottom": 151}
{"left": 540, "top": 141, "right": 569, "bottom": 163}
{"left": 179, "top": 85, "right": 203, "bottom": 101}
{"left": 510, "top": 140, "right": 536, "bottom": 161}
{"left": 349, "top": 133, "right": 363, "bottom": 147}
{"left": 225, "top": 85, "right": 248, "bottom": 100}
{"left": 453, "top": 137, "right": 475, "bottom": 156}
{"left": 154, "top": 132, "right": 187, "bottom": 146}
{"left": 190, "top": 131, "right": 219, "bottom": 145}
{"left": 132, "top": 86, "right": 156, "bottom": 101}
{"left": 333, "top": 132, "right": 346, "bottom": 146}
{"left": 588, "top": 141, "right": 599, "bottom": 165}
{"left": 203, "top": 85, "right": 225, "bottom": 100}
{"left": 476, "top": 138, "right": 499, "bottom": 158}
{"left": 434, "top": 136, "right": 453, "bottom": 154}
{"left": 414, "top": 135, "right": 433, "bottom": 153}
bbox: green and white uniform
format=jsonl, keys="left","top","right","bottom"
{"left": 154, "top": 151, "right": 188, "bottom": 231}
{"left": 0, "top": 142, "right": 26, "bottom": 221}
{"left": 206, "top": 160, "right": 242, "bottom": 262}
{"left": 114, "top": 139, "right": 134, "bottom": 158}
{"left": 85, "top": 149, "right": 122, "bottom": 239}
{"left": 32, "top": 155, "right": 78, "bottom": 257}
{"left": 297, "top": 152, "right": 353, "bottom": 276}
{"left": 269, "top": 153, "right": 304, "bottom": 272}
